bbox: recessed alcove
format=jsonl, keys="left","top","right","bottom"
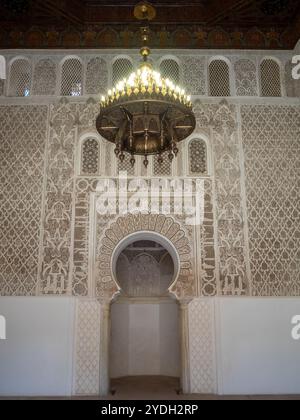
{"left": 110, "top": 238, "right": 180, "bottom": 379}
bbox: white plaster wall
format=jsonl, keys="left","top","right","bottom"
{"left": 0, "top": 297, "right": 75, "bottom": 396}
{"left": 1, "top": 296, "right": 300, "bottom": 396}
{"left": 110, "top": 300, "right": 180, "bottom": 378}
{"left": 216, "top": 298, "right": 300, "bottom": 395}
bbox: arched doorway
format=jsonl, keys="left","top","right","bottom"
{"left": 96, "top": 214, "right": 194, "bottom": 396}
{"left": 110, "top": 237, "right": 180, "bottom": 393}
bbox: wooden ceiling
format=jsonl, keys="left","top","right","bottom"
{"left": 0, "top": 0, "right": 299, "bottom": 49}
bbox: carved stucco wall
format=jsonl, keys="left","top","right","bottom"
{"left": 193, "top": 100, "right": 249, "bottom": 296}
{"left": 74, "top": 299, "right": 101, "bottom": 395}
{"left": 188, "top": 298, "right": 217, "bottom": 393}
{"left": 0, "top": 97, "right": 299, "bottom": 396}
{"left": 40, "top": 99, "right": 99, "bottom": 295}
{"left": 241, "top": 105, "right": 300, "bottom": 296}
{"left": 1, "top": 100, "right": 299, "bottom": 298}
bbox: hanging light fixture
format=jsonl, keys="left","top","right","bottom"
{"left": 96, "top": 1, "right": 196, "bottom": 168}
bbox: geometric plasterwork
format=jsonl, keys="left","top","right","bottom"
{"left": 241, "top": 105, "right": 300, "bottom": 296}
{"left": 188, "top": 298, "right": 216, "bottom": 394}
{"left": 0, "top": 105, "right": 48, "bottom": 295}
{"left": 74, "top": 299, "right": 101, "bottom": 395}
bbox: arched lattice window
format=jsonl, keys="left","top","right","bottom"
{"left": 9, "top": 58, "right": 32, "bottom": 97}
{"left": 153, "top": 153, "right": 172, "bottom": 176}
{"left": 209, "top": 59, "right": 230, "bottom": 97}
{"left": 159, "top": 59, "right": 180, "bottom": 84}
{"left": 112, "top": 58, "right": 133, "bottom": 85}
{"left": 81, "top": 138, "right": 100, "bottom": 175}
{"left": 61, "top": 58, "right": 83, "bottom": 96}
{"left": 189, "top": 139, "right": 207, "bottom": 175}
{"left": 260, "top": 59, "right": 282, "bottom": 97}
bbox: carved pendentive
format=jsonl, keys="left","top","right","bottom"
{"left": 33, "top": 58, "right": 56, "bottom": 96}
{"left": 234, "top": 59, "right": 257, "bottom": 96}
{"left": 116, "top": 250, "right": 174, "bottom": 297}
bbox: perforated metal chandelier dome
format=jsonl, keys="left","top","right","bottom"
{"left": 96, "top": 1, "right": 196, "bottom": 168}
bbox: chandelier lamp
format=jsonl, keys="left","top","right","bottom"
{"left": 96, "top": 1, "right": 196, "bottom": 168}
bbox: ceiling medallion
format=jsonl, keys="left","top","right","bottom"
{"left": 96, "top": 1, "right": 196, "bottom": 168}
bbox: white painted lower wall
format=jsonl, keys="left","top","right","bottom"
{"left": 0, "top": 297, "right": 75, "bottom": 396}
{"left": 110, "top": 300, "right": 180, "bottom": 378}
{"left": 0, "top": 296, "right": 300, "bottom": 396}
{"left": 216, "top": 298, "right": 300, "bottom": 395}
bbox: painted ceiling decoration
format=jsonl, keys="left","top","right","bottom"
{"left": 0, "top": 0, "right": 299, "bottom": 50}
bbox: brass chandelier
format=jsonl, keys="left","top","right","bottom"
{"left": 96, "top": 1, "right": 196, "bottom": 168}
